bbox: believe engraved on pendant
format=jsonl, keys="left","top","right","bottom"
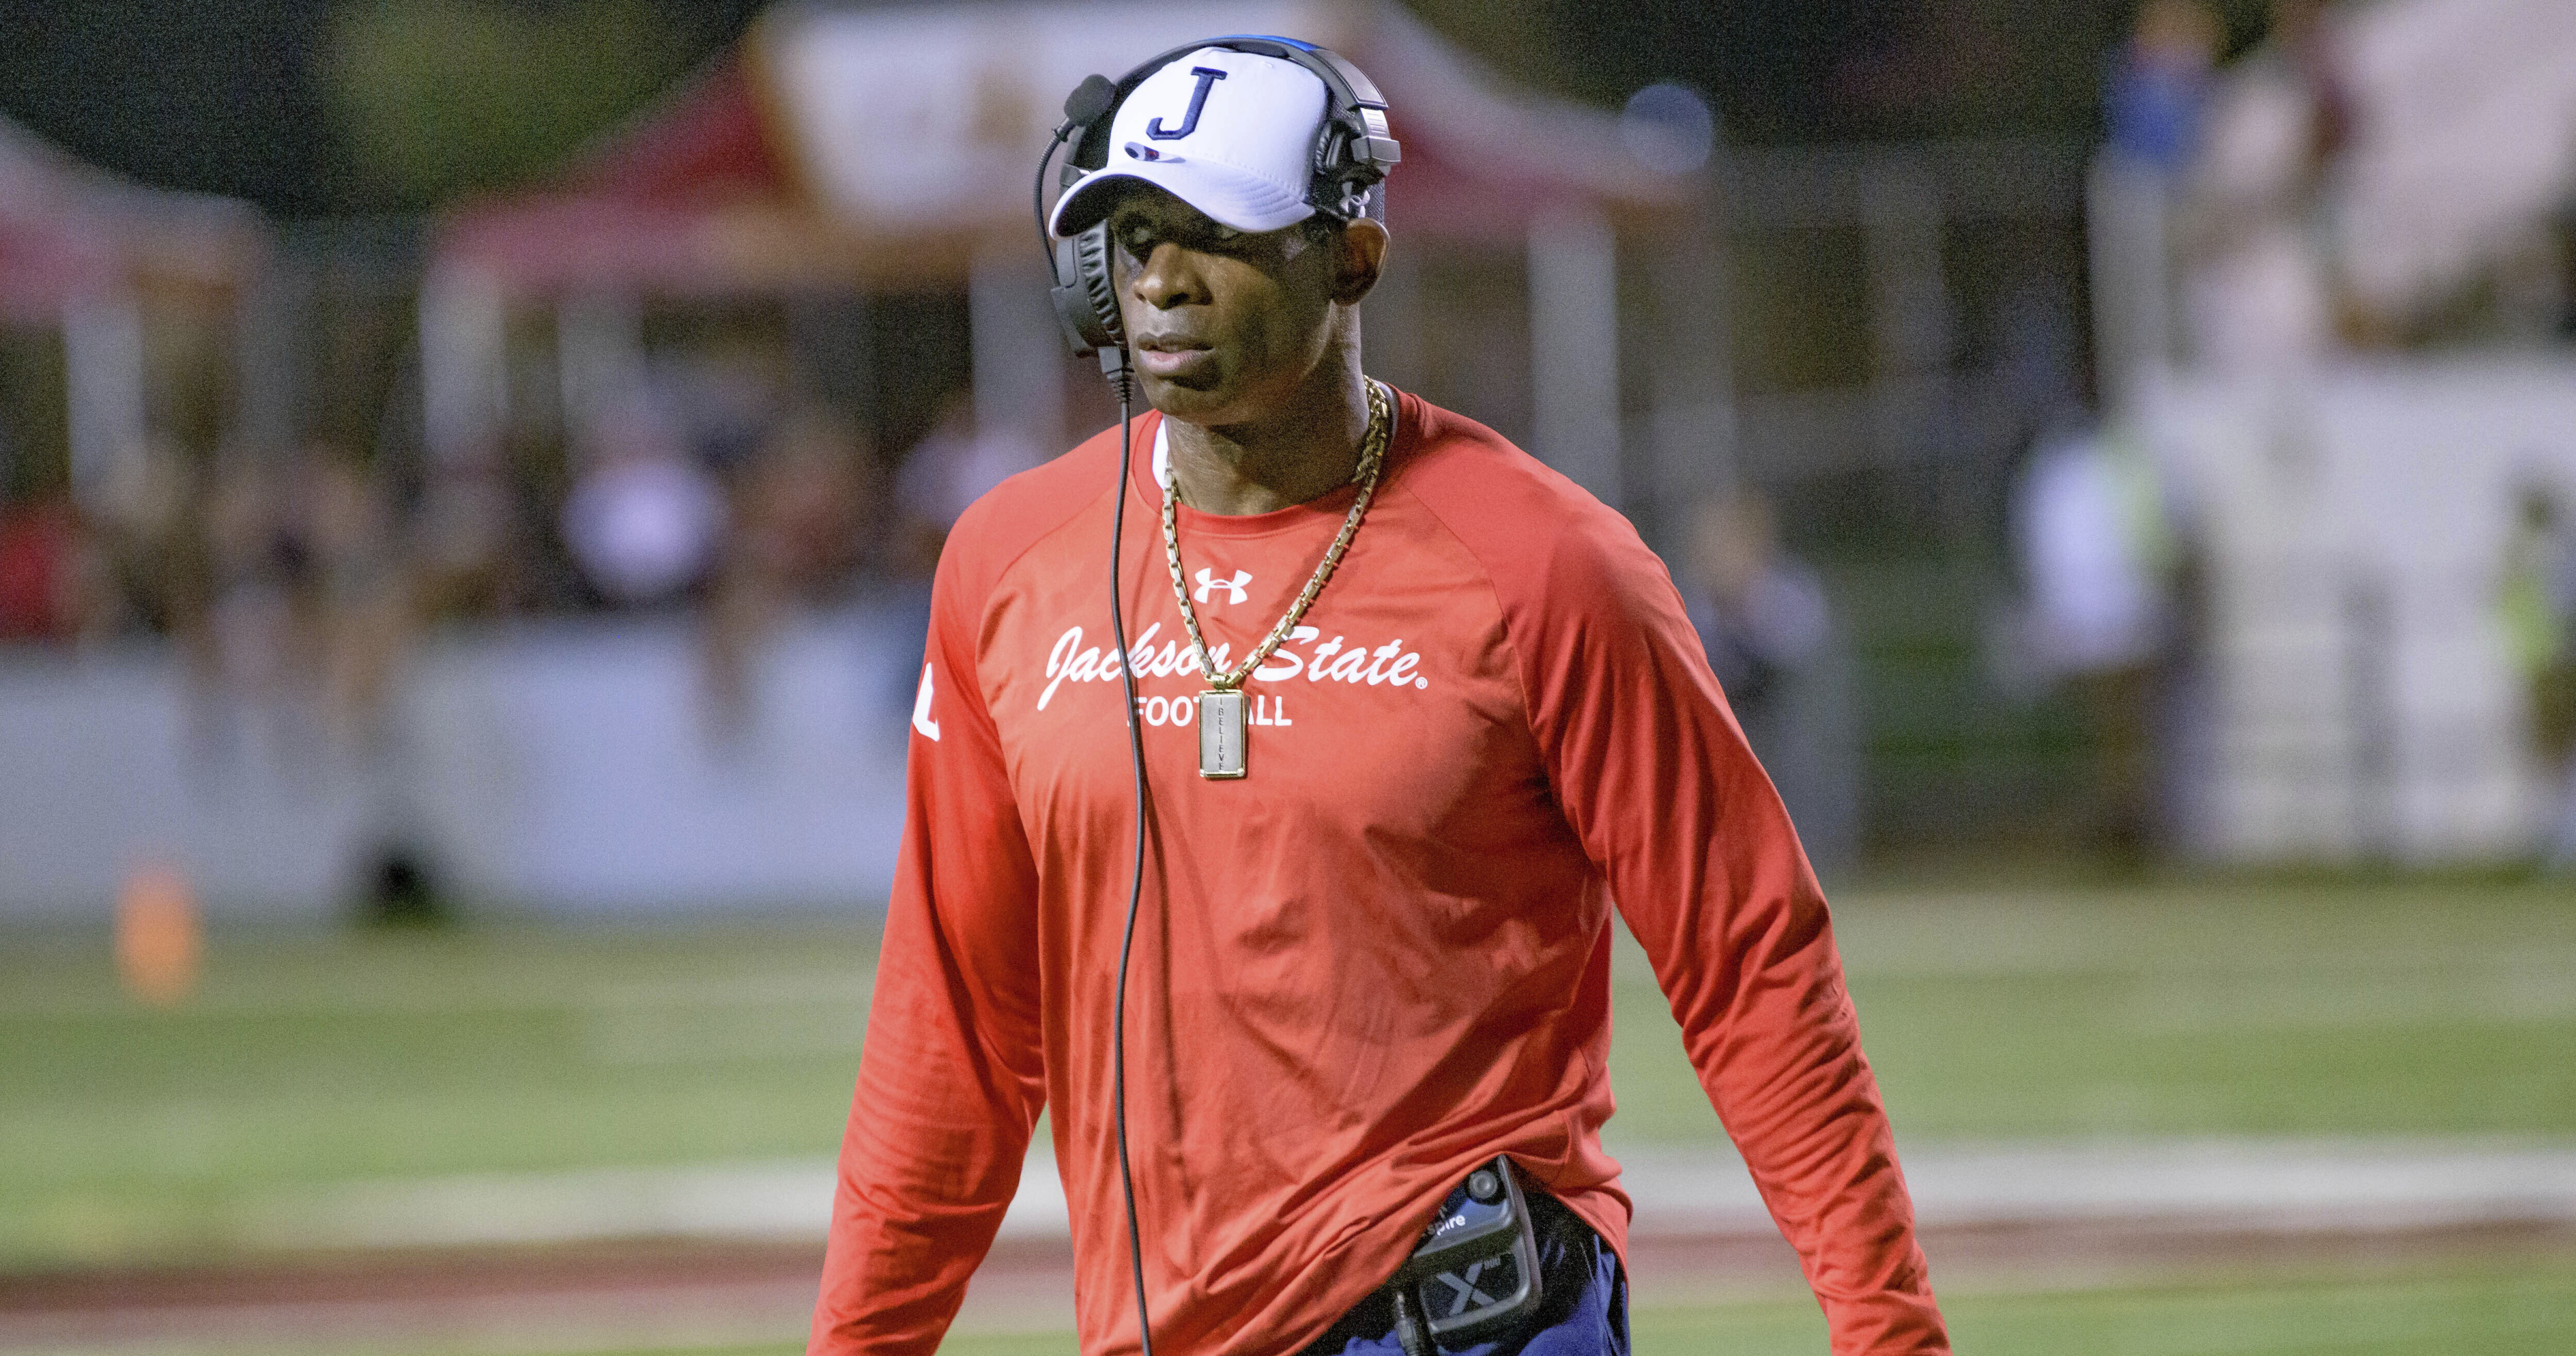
{"left": 1197, "top": 689, "right": 1249, "bottom": 778}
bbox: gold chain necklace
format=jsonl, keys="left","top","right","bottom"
{"left": 1161, "top": 378, "right": 1392, "bottom": 778}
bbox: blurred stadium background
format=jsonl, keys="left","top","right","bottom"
{"left": 3, "top": 0, "right": 2575, "bottom": 1351}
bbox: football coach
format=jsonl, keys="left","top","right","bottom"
{"left": 811, "top": 36, "right": 1949, "bottom": 1356}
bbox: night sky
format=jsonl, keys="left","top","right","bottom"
{"left": 0, "top": 0, "right": 765, "bottom": 214}
{"left": 0, "top": 0, "right": 2182, "bottom": 218}
{"left": 0, "top": 0, "right": 340, "bottom": 212}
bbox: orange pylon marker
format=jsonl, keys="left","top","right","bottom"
{"left": 116, "top": 862, "right": 201, "bottom": 1008}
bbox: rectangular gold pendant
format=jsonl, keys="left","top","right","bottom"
{"left": 1197, "top": 689, "right": 1247, "bottom": 779}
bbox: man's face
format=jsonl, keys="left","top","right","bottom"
{"left": 1104, "top": 186, "right": 1340, "bottom": 427}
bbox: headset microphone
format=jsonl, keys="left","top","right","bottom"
{"left": 1062, "top": 73, "right": 1118, "bottom": 127}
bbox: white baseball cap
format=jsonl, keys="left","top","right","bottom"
{"left": 1048, "top": 45, "right": 1331, "bottom": 238}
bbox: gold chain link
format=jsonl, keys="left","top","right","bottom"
{"left": 1161, "top": 379, "right": 1392, "bottom": 692}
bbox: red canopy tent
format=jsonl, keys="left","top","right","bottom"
{"left": 432, "top": 59, "right": 851, "bottom": 298}
{"left": 434, "top": 1, "right": 1683, "bottom": 290}
{"left": 424, "top": 0, "right": 1717, "bottom": 507}
{"left": 0, "top": 118, "right": 264, "bottom": 315}
{"left": 0, "top": 117, "right": 266, "bottom": 494}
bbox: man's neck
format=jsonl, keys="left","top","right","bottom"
{"left": 1162, "top": 355, "right": 1372, "bottom": 516}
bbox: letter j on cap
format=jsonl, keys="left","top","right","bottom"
{"left": 1148, "top": 66, "right": 1227, "bottom": 140}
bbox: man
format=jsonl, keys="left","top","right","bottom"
{"left": 811, "top": 41, "right": 1948, "bottom": 1356}
{"left": 1681, "top": 492, "right": 1857, "bottom": 876}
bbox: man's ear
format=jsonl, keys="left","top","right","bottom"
{"left": 1332, "top": 218, "right": 1389, "bottom": 306}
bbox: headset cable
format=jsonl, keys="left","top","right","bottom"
{"left": 1104, "top": 361, "right": 1157, "bottom": 1356}
{"left": 1036, "top": 89, "right": 1156, "bottom": 1356}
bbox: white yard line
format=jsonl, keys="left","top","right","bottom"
{"left": 239, "top": 1161, "right": 842, "bottom": 1251}
{"left": 1617, "top": 1140, "right": 2576, "bottom": 1234}
{"left": 237, "top": 1139, "right": 2576, "bottom": 1254}
{"left": 0, "top": 1283, "right": 824, "bottom": 1356}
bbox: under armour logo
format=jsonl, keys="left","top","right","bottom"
{"left": 1194, "top": 567, "right": 1251, "bottom": 605}
{"left": 1430, "top": 1259, "right": 1502, "bottom": 1318}
{"left": 1147, "top": 66, "right": 1226, "bottom": 140}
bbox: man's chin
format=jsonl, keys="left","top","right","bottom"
{"left": 1142, "top": 374, "right": 1237, "bottom": 424}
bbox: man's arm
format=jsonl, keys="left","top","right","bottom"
{"left": 1510, "top": 512, "right": 1948, "bottom": 1355}
{"left": 810, "top": 557, "right": 1046, "bottom": 1355}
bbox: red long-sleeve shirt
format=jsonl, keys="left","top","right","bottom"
{"left": 811, "top": 391, "right": 1946, "bottom": 1355}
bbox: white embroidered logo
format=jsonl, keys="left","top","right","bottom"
{"left": 911, "top": 663, "right": 941, "bottom": 741}
{"left": 1036, "top": 622, "right": 1430, "bottom": 712}
{"left": 1194, "top": 567, "right": 1252, "bottom": 605}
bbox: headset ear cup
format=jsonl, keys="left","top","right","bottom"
{"left": 1049, "top": 222, "right": 1124, "bottom": 356}
{"left": 1074, "top": 222, "right": 1124, "bottom": 348}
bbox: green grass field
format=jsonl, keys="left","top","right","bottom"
{"left": 6, "top": 879, "right": 2575, "bottom": 1268}
{"left": 1616, "top": 879, "right": 2576, "bottom": 1143}
{"left": 5, "top": 878, "right": 2575, "bottom": 1351}
{"left": 1, "top": 924, "right": 881, "bottom": 1266}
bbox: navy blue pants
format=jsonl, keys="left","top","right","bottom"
{"left": 1297, "top": 1192, "right": 1630, "bottom": 1356}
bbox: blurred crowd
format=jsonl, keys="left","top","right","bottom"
{"left": 0, "top": 381, "right": 1039, "bottom": 751}
{"left": 9, "top": 0, "right": 2576, "bottom": 873}
{"left": 2499, "top": 479, "right": 2576, "bottom": 866}
{"left": 2021, "top": 0, "right": 2576, "bottom": 863}
{"left": 2105, "top": 0, "right": 2576, "bottom": 363}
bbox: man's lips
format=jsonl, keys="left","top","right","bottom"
{"left": 1135, "top": 337, "right": 1213, "bottom": 377}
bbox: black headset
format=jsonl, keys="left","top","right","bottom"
{"left": 1034, "top": 35, "right": 1402, "bottom": 365}
{"left": 1026, "top": 39, "right": 1398, "bottom": 1356}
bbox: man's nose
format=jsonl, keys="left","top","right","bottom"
{"left": 1130, "top": 242, "right": 1209, "bottom": 311}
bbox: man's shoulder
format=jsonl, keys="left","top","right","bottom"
{"left": 1394, "top": 393, "right": 1668, "bottom": 606}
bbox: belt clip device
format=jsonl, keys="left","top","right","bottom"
{"left": 1392, "top": 1156, "right": 1544, "bottom": 1355}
